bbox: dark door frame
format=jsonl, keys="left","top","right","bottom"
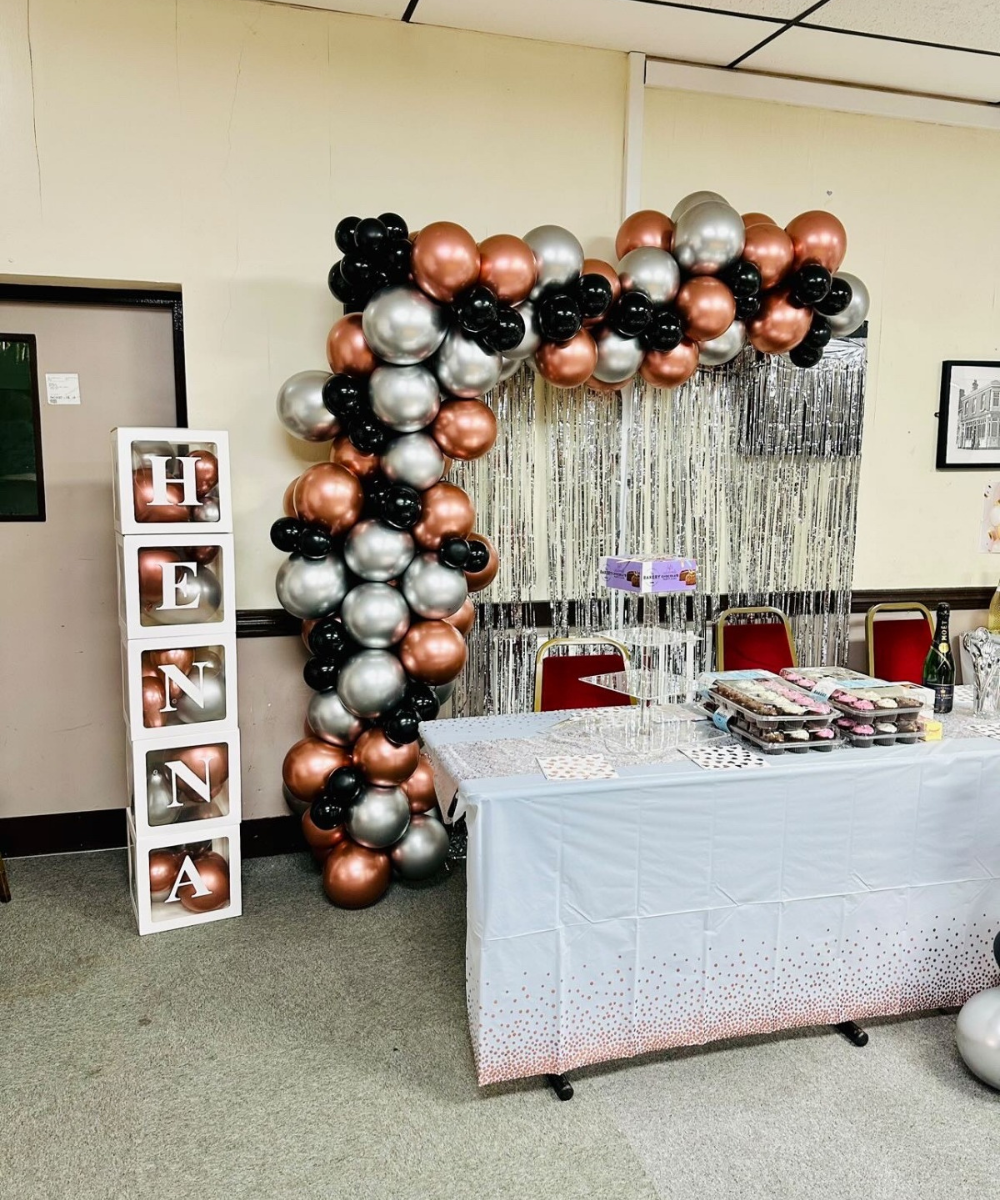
{"left": 0, "top": 283, "right": 187, "bottom": 424}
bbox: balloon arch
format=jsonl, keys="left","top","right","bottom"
{"left": 271, "top": 197, "right": 870, "bottom": 909}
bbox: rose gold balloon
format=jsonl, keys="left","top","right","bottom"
{"left": 353, "top": 728, "right": 421, "bottom": 786}
{"left": 742, "top": 212, "right": 776, "bottom": 229}
{"left": 282, "top": 477, "right": 299, "bottom": 518}
{"left": 322, "top": 840, "right": 391, "bottom": 909}
{"left": 465, "top": 533, "right": 498, "bottom": 593}
{"left": 178, "top": 853, "right": 230, "bottom": 913}
{"left": 183, "top": 800, "right": 224, "bottom": 822}
{"left": 411, "top": 482, "right": 476, "bottom": 550}
{"left": 785, "top": 210, "right": 847, "bottom": 273}
{"left": 188, "top": 450, "right": 219, "bottom": 499}
{"left": 174, "top": 742, "right": 229, "bottom": 800}
{"left": 179, "top": 544, "right": 220, "bottom": 566}
{"left": 742, "top": 222, "right": 795, "bottom": 290}
{"left": 402, "top": 755, "right": 437, "bottom": 814}
{"left": 149, "top": 850, "right": 181, "bottom": 902}
{"left": 301, "top": 617, "right": 320, "bottom": 649}
{"left": 399, "top": 620, "right": 468, "bottom": 685}
{"left": 444, "top": 597, "right": 476, "bottom": 636}
{"left": 411, "top": 221, "right": 481, "bottom": 303}
{"left": 640, "top": 339, "right": 700, "bottom": 389}
{"left": 145, "top": 646, "right": 195, "bottom": 703}
{"left": 585, "top": 374, "right": 623, "bottom": 393}
{"left": 293, "top": 463, "right": 363, "bottom": 534}
{"left": 282, "top": 738, "right": 352, "bottom": 804}
{"left": 142, "top": 676, "right": 168, "bottom": 729}
{"left": 133, "top": 469, "right": 188, "bottom": 523}
{"left": 535, "top": 330, "right": 598, "bottom": 389}
{"left": 477, "top": 234, "right": 537, "bottom": 304}
{"left": 615, "top": 209, "right": 674, "bottom": 259}
{"left": 330, "top": 434, "right": 379, "bottom": 479}
{"left": 302, "top": 810, "right": 346, "bottom": 861}
{"left": 747, "top": 289, "right": 813, "bottom": 354}
{"left": 137, "top": 548, "right": 181, "bottom": 603}
{"left": 675, "top": 278, "right": 736, "bottom": 342}
{"left": 430, "top": 400, "right": 497, "bottom": 461}
{"left": 326, "top": 314, "right": 377, "bottom": 376}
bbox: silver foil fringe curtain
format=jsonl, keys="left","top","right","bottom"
{"left": 452, "top": 338, "right": 867, "bottom": 717}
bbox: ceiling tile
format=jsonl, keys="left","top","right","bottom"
{"left": 808, "top": 0, "right": 1000, "bottom": 55}
{"left": 683, "top": 1, "right": 811, "bottom": 16}
{"left": 411, "top": 0, "right": 776, "bottom": 63}
{"left": 741, "top": 25, "right": 1000, "bottom": 102}
{"left": 262, "top": 0, "right": 410, "bottom": 17}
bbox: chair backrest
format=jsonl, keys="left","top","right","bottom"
{"left": 866, "top": 603, "right": 933, "bottom": 685}
{"left": 533, "top": 637, "right": 632, "bottom": 712}
{"left": 715, "top": 606, "right": 796, "bottom": 673}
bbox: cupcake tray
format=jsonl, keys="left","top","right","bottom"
{"left": 779, "top": 669, "right": 925, "bottom": 721}
{"left": 729, "top": 721, "right": 838, "bottom": 755}
{"left": 833, "top": 720, "right": 925, "bottom": 749}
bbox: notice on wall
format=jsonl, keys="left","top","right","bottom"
{"left": 45, "top": 373, "right": 81, "bottom": 405}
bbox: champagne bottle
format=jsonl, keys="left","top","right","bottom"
{"left": 922, "top": 602, "right": 955, "bottom": 714}
{"left": 989, "top": 580, "right": 1000, "bottom": 633}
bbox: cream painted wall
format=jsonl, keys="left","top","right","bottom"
{"left": 0, "top": 0, "right": 626, "bottom": 607}
{"left": 642, "top": 88, "right": 1000, "bottom": 590}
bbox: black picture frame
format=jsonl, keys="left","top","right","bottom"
{"left": 0, "top": 333, "right": 46, "bottom": 521}
{"left": 937, "top": 360, "right": 1000, "bottom": 470}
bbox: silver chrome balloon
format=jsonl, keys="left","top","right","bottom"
{"left": 498, "top": 355, "right": 523, "bottom": 381}
{"left": 346, "top": 785, "right": 410, "bottom": 850}
{"left": 307, "top": 689, "right": 368, "bottom": 747}
{"left": 369, "top": 365, "right": 441, "bottom": 433}
{"left": 344, "top": 520, "right": 415, "bottom": 582}
{"left": 361, "top": 285, "right": 447, "bottom": 365}
{"left": 275, "top": 553, "right": 348, "bottom": 620}
{"left": 336, "top": 649, "right": 407, "bottom": 719}
{"left": 402, "top": 552, "right": 468, "bottom": 620}
{"left": 340, "top": 582, "right": 410, "bottom": 649}
{"left": 276, "top": 370, "right": 340, "bottom": 442}
{"left": 390, "top": 814, "right": 450, "bottom": 880}
{"left": 617, "top": 247, "right": 680, "bottom": 305}
{"left": 283, "top": 782, "right": 311, "bottom": 819}
{"left": 826, "top": 273, "right": 870, "bottom": 337}
{"left": 524, "top": 225, "right": 585, "bottom": 300}
{"left": 504, "top": 300, "right": 541, "bottom": 361}
{"left": 192, "top": 495, "right": 221, "bottom": 524}
{"left": 698, "top": 319, "right": 746, "bottom": 367}
{"left": 146, "top": 768, "right": 181, "bottom": 826}
{"left": 673, "top": 201, "right": 745, "bottom": 276}
{"left": 957, "top": 986, "right": 1000, "bottom": 1089}
{"left": 434, "top": 329, "right": 501, "bottom": 399}
{"left": 176, "top": 669, "right": 227, "bottom": 724}
{"left": 131, "top": 441, "right": 176, "bottom": 466}
{"left": 380, "top": 433, "right": 445, "bottom": 492}
{"left": 145, "top": 566, "right": 222, "bottom": 625}
{"left": 670, "top": 190, "right": 728, "bottom": 223}
{"left": 435, "top": 680, "right": 456, "bottom": 705}
{"left": 593, "top": 327, "right": 644, "bottom": 385}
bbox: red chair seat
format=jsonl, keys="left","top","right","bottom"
{"left": 720, "top": 623, "right": 794, "bottom": 674}
{"left": 538, "top": 651, "right": 631, "bottom": 712}
{"left": 871, "top": 618, "right": 932, "bottom": 685}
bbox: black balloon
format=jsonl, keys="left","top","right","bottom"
{"left": 341, "top": 256, "right": 376, "bottom": 291}
{"left": 325, "top": 765, "right": 364, "bottom": 806}
{"left": 439, "top": 537, "right": 470, "bottom": 569}
{"left": 304, "top": 657, "right": 340, "bottom": 692}
{"left": 734, "top": 293, "right": 762, "bottom": 321}
{"left": 379, "top": 212, "right": 409, "bottom": 241}
{"left": 354, "top": 216, "right": 387, "bottom": 255}
{"left": 454, "top": 286, "right": 499, "bottom": 336}
{"left": 308, "top": 617, "right": 355, "bottom": 663}
{"left": 480, "top": 306, "right": 525, "bottom": 354}
{"left": 310, "top": 797, "right": 344, "bottom": 831}
{"left": 322, "top": 374, "right": 366, "bottom": 421}
{"left": 791, "top": 263, "right": 833, "bottom": 307}
{"left": 802, "top": 312, "right": 832, "bottom": 350}
{"left": 349, "top": 414, "right": 390, "bottom": 456}
{"left": 298, "top": 525, "right": 333, "bottom": 560}
{"left": 380, "top": 484, "right": 422, "bottom": 530}
{"left": 327, "top": 261, "right": 351, "bottom": 302}
{"left": 813, "top": 276, "right": 853, "bottom": 316}
{"left": 382, "top": 706, "right": 421, "bottom": 746}
{"left": 382, "top": 239, "right": 412, "bottom": 284}
{"left": 609, "top": 292, "right": 653, "bottom": 337}
{"left": 723, "top": 260, "right": 762, "bottom": 299}
{"left": 335, "top": 216, "right": 361, "bottom": 255}
{"left": 640, "top": 309, "right": 683, "bottom": 353}
{"left": 465, "top": 540, "right": 490, "bottom": 573}
{"left": 404, "top": 682, "right": 439, "bottom": 722}
{"left": 538, "top": 293, "right": 583, "bottom": 343}
{"left": 271, "top": 517, "right": 303, "bottom": 553}
{"left": 789, "top": 341, "right": 824, "bottom": 368}
{"left": 575, "top": 274, "right": 614, "bottom": 321}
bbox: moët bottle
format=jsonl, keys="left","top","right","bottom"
{"left": 922, "top": 601, "right": 955, "bottom": 714}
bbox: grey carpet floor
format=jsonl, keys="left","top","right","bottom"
{"left": 1, "top": 851, "right": 997, "bottom": 1200}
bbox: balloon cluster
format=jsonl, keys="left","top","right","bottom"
{"left": 148, "top": 846, "right": 230, "bottom": 913}
{"left": 140, "top": 647, "right": 228, "bottom": 730}
{"left": 130, "top": 441, "right": 221, "bottom": 523}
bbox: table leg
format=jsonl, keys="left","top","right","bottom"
{"left": 546, "top": 1072, "right": 574, "bottom": 1101}
{"left": 832, "top": 1020, "right": 868, "bottom": 1046}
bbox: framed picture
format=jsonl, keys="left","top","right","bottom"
{"left": 0, "top": 333, "right": 45, "bottom": 520}
{"left": 937, "top": 360, "right": 1000, "bottom": 470}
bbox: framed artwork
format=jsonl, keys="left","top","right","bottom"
{"left": 0, "top": 333, "right": 45, "bottom": 520}
{"left": 937, "top": 360, "right": 1000, "bottom": 470}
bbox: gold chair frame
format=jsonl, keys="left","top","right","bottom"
{"left": 865, "top": 602, "right": 934, "bottom": 677}
{"left": 715, "top": 605, "right": 797, "bottom": 672}
{"left": 533, "top": 635, "right": 632, "bottom": 713}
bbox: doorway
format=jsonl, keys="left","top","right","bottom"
{"left": 0, "top": 286, "right": 186, "bottom": 841}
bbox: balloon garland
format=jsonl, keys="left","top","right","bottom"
{"left": 273, "top": 195, "right": 870, "bottom": 909}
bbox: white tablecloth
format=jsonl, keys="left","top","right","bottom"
{"left": 421, "top": 707, "right": 1000, "bottom": 1086}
